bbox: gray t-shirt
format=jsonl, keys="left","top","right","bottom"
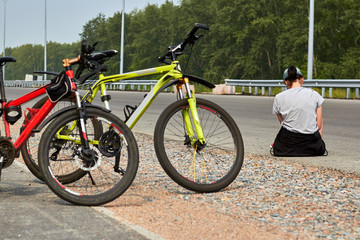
{"left": 272, "top": 87, "right": 324, "bottom": 134}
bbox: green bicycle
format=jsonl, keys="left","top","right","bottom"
{"left": 23, "top": 23, "right": 244, "bottom": 193}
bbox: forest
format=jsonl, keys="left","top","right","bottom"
{"left": 3, "top": 0, "right": 360, "bottom": 83}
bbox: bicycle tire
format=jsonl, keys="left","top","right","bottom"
{"left": 154, "top": 98, "right": 244, "bottom": 193}
{"left": 38, "top": 107, "right": 139, "bottom": 206}
{"left": 21, "top": 96, "right": 77, "bottom": 181}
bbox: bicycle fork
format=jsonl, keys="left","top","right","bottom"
{"left": 177, "top": 77, "right": 206, "bottom": 150}
{"left": 74, "top": 91, "right": 92, "bottom": 156}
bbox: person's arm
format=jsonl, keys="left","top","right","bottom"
{"left": 273, "top": 97, "right": 282, "bottom": 123}
{"left": 316, "top": 105, "right": 323, "bottom": 136}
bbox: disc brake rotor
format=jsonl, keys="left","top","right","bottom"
{"left": 74, "top": 145, "right": 102, "bottom": 171}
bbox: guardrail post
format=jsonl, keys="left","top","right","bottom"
{"left": 322, "top": 88, "right": 325, "bottom": 97}
{"left": 329, "top": 88, "right": 333, "bottom": 98}
{"left": 268, "top": 87, "right": 272, "bottom": 96}
{"left": 356, "top": 88, "right": 359, "bottom": 99}
{"left": 261, "top": 87, "right": 265, "bottom": 95}
{"left": 249, "top": 86, "right": 252, "bottom": 94}
{"left": 254, "top": 87, "right": 258, "bottom": 96}
{"left": 242, "top": 86, "right": 245, "bottom": 94}
{"left": 346, "top": 88, "right": 350, "bottom": 99}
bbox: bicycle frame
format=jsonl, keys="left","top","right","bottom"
{"left": 2, "top": 86, "right": 57, "bottom": 152}
{"left": 0, "top": 63, "right": 82, "bottom": 154}
{"left": 82, "top": 60, "right": 206, "bottom": 145}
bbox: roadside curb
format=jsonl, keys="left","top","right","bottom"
{"left": 94, "top": 207, "right": 166, "bottom": 240}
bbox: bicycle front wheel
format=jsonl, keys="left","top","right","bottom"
{"left": 38, "top": 107, "right": 139, "bottom": 206}
{"left": 154, "top": 98, "right": 244, "bottom": 193}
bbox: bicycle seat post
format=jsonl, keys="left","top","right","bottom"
{"left": 0, "top": 64, "right": 6, "bottom": 103}
{"left": 0, "top": 57, "right": 16, "bottom": 102}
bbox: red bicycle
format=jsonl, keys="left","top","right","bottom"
{"left": 0, "top": 53, "right": 139, "bottom": 206}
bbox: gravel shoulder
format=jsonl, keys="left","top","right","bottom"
{"left": 101, "top": 133, "right": 360, "bottom": 240}
{"left": 8, "top": 119, "right": 360, "bottom": 239}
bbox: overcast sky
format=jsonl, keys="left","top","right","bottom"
{"left": 0, "top": 0, "right": 179, "bottom": 49}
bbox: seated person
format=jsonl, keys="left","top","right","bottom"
{"left": 272, "top": 66, "right": 327, "bottom": 156}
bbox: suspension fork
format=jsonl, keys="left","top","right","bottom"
{"left": 177, "top": 77, "right": 206, "bottom": 146}
{"left": 65, "top": 68, "right": 92, "bottom": 155}
{"left": 74, "top": 90, "right": 91, "bottom": 155}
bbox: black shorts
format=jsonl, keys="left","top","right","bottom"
{"left": 273, "top": 127, "right": 327, "bottom": 157}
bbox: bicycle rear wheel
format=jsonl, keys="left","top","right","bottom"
{"left": 154, "top": 98, "right": 244, "bottom": 193}
{"left": 38, "top": 107, "right": 139, "bottom": 206}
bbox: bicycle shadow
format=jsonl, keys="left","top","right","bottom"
{"left": 0, "top": 180, "right": 51, "bottom": 198}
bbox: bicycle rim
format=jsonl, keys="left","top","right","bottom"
{"left": 39, "top": 108, "right": 139, "bottom": 206}
{"left": 154, "top": 98, "right": 244, "bottom": 193}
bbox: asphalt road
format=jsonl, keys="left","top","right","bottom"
{"left": 5, "top": 88, "right": 360, "bottom": 174}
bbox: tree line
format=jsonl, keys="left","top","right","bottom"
{"left": 3, "top": 0, "right": 360, "bottom": 82}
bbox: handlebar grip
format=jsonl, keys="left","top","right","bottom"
{"left": 195, "top": 23, "right": 209, "bottom": 30}
{"left": 188, "top": 23, "right": 209, "bottom": 36}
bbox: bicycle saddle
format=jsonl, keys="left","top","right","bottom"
{"left": 0, "top": 57, "right": 16, "bottom": 66}
{"left": 91, "top": 50, "right": 118, "bottom": 64}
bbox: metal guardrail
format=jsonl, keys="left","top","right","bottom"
{"left": 5, "top": 79, "right": 360, "bottom": 99}
{"left": 225, "top": 79, "right": 360, "bottom": 99}
{"left": 82, "top": 80, "right": 160, "bottom": 91}
{"left": 4, "top": 80, "right": 164, "bottom": 91}
{"left": 4, "top": 80, "right": 51, "bottom": 88}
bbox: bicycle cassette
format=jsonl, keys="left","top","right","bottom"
{"left": 98, "top": 130, "right": 122, "bottom": 157}
{"left": 0, "top": 137, "right": 16, "bottom": 169}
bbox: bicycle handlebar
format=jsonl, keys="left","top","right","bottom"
{"left": 158, "top": 23, "right": 209, "bottom": 63}
{"left": 183, "top": 23, "right": 209, "bottom": 47}
{"left": 63, "top": 23, "right": 208, "bottom": 81}
{"left": 62, "top": 56, "right": 81, "bottom": 67}
{"left": 74, "top": 40, "right": 101, "bottom": 79}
